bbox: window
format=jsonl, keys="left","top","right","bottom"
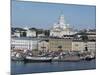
{"left": 75, "top": 44, "right": 78, "bottom": 46}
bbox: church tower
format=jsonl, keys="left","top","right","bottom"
{"left": 58, "top": 15, "right": 65, "bottom": 25}
{"left": 58, "top": 14, "right": 66, "bottom": 29}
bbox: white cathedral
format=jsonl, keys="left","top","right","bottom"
{"left": 50, "top": 14, "right": 75, "bottom": 37}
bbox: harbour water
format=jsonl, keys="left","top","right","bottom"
{"left": 11, "top": 59, "right": 96, "bottom": 75}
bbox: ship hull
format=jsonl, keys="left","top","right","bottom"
{"left": 24, "top": 56, "right": 52, "bottom": 62}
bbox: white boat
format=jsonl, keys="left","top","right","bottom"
{"left": 11, "top": 56, "right": 24, "bottom": 61}
{"left": 11, "top": 52, "right": 24, "bottom": 61}
{"left": 25, "top": 56, "right": 52, "bottom": 62}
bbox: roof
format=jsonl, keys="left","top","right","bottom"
{"left": 75, "top": 32, "right": 96, "bottom": 35}
{"left": 73, "top": 39, "right": 96, "bottom": 42}
{"left": 12, "top": 37, "right": 39, "bottom": 40}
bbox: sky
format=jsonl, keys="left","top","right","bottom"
{"left": 11, "top": 0, "right": 96, "bottom": 30}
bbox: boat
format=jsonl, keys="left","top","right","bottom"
{"left": 80, "top": 54, "right": 95, "bottom": 61}
{"left": 52, "top": 55, "right": 80, "bottom": 62}
{"left": 11, "top": 52, "right": 24, "bottom": 61}
{"left": 85, "top": 55, "right": 95, "bottom": 61}
{"left": 11, "top": 56, "right": 24, "bottom": 61}
{"left": 24, "top": 56, "right": 52, "bottom": 62}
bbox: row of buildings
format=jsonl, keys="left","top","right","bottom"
{"left": 11, "top": 14, "right": 96, "bottom": 53}
{"left": 11, "top": 14, "right": 96, "bottom": 41}
{"left": 12, "top": 14, "right": 74, "bottom": 38}
{"left": 11, "top": 37, "right": 96, "bottom": 53}
{"left": 11, "top": 27, "right": 37, "bottom": 37}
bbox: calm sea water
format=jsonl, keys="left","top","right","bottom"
{"left": 11, "top": 59, "right": 96, "bottom": 75}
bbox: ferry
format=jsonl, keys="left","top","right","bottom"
{"left": 11, "top": 56, "right": 24, "bottom": 61}
{"left": 25, "top": 56, "right": 52, "bottom": 62}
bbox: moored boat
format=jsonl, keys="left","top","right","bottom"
{"left": 25, "top": 56, "right": 52, "bottom": 62}
{"left": 11, "top": 56, "right": 24, "bottom": 61}
{"left": 52, "top": 55, "right": 81, "bottom": 62}
{"left": 85, "top": 55, "right": 95, "bottom": 61}
{"left": 80, "top": 54, "right": 95, "bottom": 61}
{"left": 11, "top": 52, "right": 24, "bottom": 61}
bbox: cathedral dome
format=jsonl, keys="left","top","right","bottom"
{"left": 50, "top": 14, "right": 75, "bottom": 37}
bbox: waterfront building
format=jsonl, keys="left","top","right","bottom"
{"left": 72, "top": 40, "right": 96, "bottom": 52}
{"left": 37, "top": 33, "right": 45, "bottom": 37}
{"left": 50, "top": 14, "right": 75, "bottom": 38}
{"left": 72, "top": 41, "right": 85, "bottom": 51}
{"left": 24, "top": 27, "right": 36, "bottom": 37}
{"left": 13, "top": 30, "right": 21, "bottom": 37}
{"left": 11, "top": 37, "right": 39, "bottom": 51}
{"left": 87, "top": 41, "right": 96, "bottom": 52}
{"left": 75, "top": 29, "right": 96, "bottom": 41}
{"left": 11, "top": 28, "right": 27, "bottom": 37}
{"left": 26, "top": 29, "right": 36, "bottom": 37}
{"left": 49, "top": 38, "right": 72, "bottom": 51}
{"left": 86, "top": 30, "right": 96, "bottom": 41}
{"left": 38, "top": 40, "right": 49, "bottom": 51}
{"left": 87, "top": 34, "right": 96, "bottom": 41}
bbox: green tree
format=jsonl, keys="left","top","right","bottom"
{"left": 80, "top": 35, "right": 88, "bottom": 41}
{"left": 44, "top": 30, "right": 50, "bottom": 37}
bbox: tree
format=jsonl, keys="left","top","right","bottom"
{"left": 36, "top": 29, "right": 44, "bottom": 36}
{"left": 80, "top": 35, "right": 88, "bottom": 41}
{"left": 22, "top": 32, "right": 26, "bottom": 37}
{"left": 44, "top": 30, "right": 50, "bottom": 37}
{"left": 79, "top": 31, "right": 88, "bottom": 41}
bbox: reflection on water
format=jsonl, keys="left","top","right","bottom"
{"left": 11, "top": 59, "right": 96, "bottom": 75}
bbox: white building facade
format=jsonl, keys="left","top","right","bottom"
{"left": 23, "top": 27, "right": 36, "bottom": 37}
{"left": 87, "top": 41, "right": 96, "bottom": 52}
{"left": 11, "top": 37, "right": 39, "bottom": 50}
{"left": 50, "top": 15, "right": 75, "bottom": 37}
{"left": 72, "top": 41, "right": 85, "bottom": 51}
{"left": 37, "top": 33, "right": 45, "bottom": 37}
{"left": 13, "top": 31, "right": 21, "bottom": 37}
{"left": 26, "top": 30, "right": 36, "bottom": 37}
{"left": 72, "top": 41, "right": 96, "bottom": 52}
